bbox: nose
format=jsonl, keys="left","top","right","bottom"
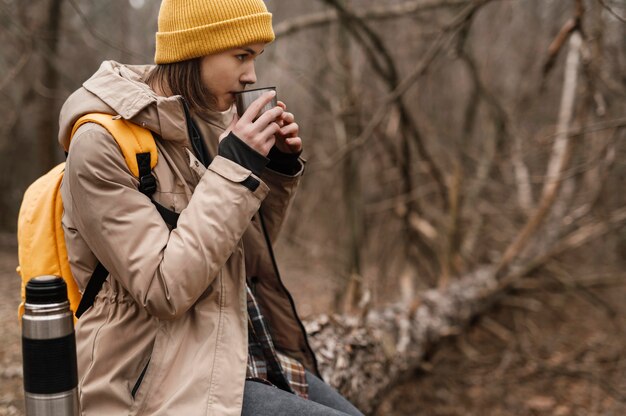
{"left": 240, "top": 62, "right": 257, "bottom": 86}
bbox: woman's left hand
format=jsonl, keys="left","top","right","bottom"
{"left": 274, "top": 101, "right": 302, "bottom": 154}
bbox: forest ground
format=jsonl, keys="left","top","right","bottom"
{"left": 0, "top": 235, "right": 624, "bottom": 416}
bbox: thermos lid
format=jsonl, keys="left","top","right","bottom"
{"left": 25, "top": 276, "right": 68, "bottom": 305}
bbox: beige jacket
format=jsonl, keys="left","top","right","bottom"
{"left": 59, "top": 61, "right": 318, "bottom": 415}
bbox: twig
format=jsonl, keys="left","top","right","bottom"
{"left": 499, "top": 206, "right": 626, "bottom": 290}
{"left": 0, "top": 2, "right": 81, "bottom": 93}
{"left": 66, "top": 0, "right": 149, "bottom": 61}
{"left": 546, "top": 117, "right": 626, "bottom": 139}
{"left": 497, "top": 31, "right": 583, "bottom": 276}
{"left": 364, "top": 183, "right": 438, "bottom": 215}
{"left": 274, "top": 0, "right": 471, "bottom": 38}
{"left": 542, "top": 18, "right": 578, "bottom": 79}
{"left": 514, "top": 274, "right": 626, "bottom": 291}
{"left": 597, "top": 0, "right": 626, "bottom": 23}
{"left": 0, "top": 49, "right": 32, "bottom": 93}
{"left": 321, "top": 0, "right": 451, "bottom": 225}
{"left": 314, "top": 0, "right": 492, "bottom": 170}
{"left": 480, "top": 317, "right": 513, "bottom": 343}
{"left": 455, "top": 15, "right": 516, "bottom": 258}
{"left": 545, "top": 263, "right": 617, "bottom": 318}
{"left": 531, "top": 365, "right": 626, "bottom": 403}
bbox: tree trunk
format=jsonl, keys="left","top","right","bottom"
{"left": 37, "top": 0, "right": 63, "bottom": 171}
{"left": 331, "top": 0, "right": 365, "bottom": 314}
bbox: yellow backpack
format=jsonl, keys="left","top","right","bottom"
{"left": 17, "top": 113, "right": 159, "bottom": 319}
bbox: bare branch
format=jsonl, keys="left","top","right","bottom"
{"left": 274, "top": 0, "right": 471, "bottom": 38}
{"left": 512, "top": 133, "right": 534, "bottom": 211}
{"left": 547, "top": 117, "right": 626, "bottom": 139}
{"left": 597, "top": 0, "right": 626, "bottom": 23}
{"left": 314, "top": 0, "right": 493, "bottom": 170}
{"left": 541, "top": 0, "right": 584, "bottom": 84}
{"left": 499, "top": 206, "right": 626, "bottom": 289}
{"left": 320, "top": 0, "right": 452, "bottom": 221}
{"left": 0, "top": 49, "right": 32, "bottom": 94}
{"left": 514, "top": 273, "right": 626, "bottom": 292}
{"left": 542, "top": 18, "right": 577, "bottom": 79}
{"left": 66, "top": 0, "right": 149, "bottom": 61}
{"left": 497, "top": 31, "right": 583, "bottom": 276}
{"left": 0, "top": 2, "right": 83, "bottom": 93}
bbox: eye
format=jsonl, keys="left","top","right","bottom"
{"left": 235, "top": 54, "right": 248, "bottom": 62}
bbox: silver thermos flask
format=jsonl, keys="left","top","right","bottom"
{"left": 21, "top": 276, "right": 79, "bottom": 416}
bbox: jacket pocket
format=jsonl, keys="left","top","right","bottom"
{"left": 131, "top": 358, "right": 150, "bottom": 399}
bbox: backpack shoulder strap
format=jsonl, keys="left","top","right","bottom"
{"left": 69, "top": 114, "right": 180, "bottom": 318}
{"left": 71, "top": 113, "right": 158, "bottom": 179}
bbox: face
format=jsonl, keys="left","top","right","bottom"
{"left": 199, "top": 43, "right": 266, "bottom": 112}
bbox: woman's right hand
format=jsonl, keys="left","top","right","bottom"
{"left": 221, "top": 91, "right": 284, "bottom": 156}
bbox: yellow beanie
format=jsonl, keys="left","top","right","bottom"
{"left": 155, "top": 0, "right": 275, "bottom": 64}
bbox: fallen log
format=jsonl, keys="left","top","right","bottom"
{"left": 306, "top": 267, "right": 497, "bottom": 414}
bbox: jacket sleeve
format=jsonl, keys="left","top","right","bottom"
{"left": 258, "top": 160, "right": 304, "bottom": 244}
{"left": 64, "top": 125, "right": 268, "bottom": 320}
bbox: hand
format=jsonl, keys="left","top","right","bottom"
{"left": 274, "top": 101, "right": 302, "bottom": 154}
{"left": 219, "top": 91, "right": 283, "bottom": 156}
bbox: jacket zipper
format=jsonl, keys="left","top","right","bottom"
{"left": 258, "top": 208, "right": 321, "bottom": 378}
{"left": 131, "top": 358, "right": 150, "bottom": 399}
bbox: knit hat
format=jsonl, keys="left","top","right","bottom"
{"left": 155, "top": 0, "right": 275, "bottom": 64}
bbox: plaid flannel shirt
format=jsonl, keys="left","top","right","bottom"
{"left": 246, "top": 284, "right": 308, "bottom": 399}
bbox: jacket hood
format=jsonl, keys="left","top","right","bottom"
{"left": 58, "top": 60, "right": 231, "bottom": 152}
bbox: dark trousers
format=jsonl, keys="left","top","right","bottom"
{"left": 242, "top": 371, "right": 364, "bottom": 415}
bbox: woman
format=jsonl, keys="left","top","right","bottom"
{"left": 59, "top": 0, "right": 363, "bottom": 415}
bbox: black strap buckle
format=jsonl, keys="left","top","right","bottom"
{"left": 139, "top": 174, "right": 157, "bottom": 196}
{"left": 136, "top": 152, "right": 156, "bottom": 196}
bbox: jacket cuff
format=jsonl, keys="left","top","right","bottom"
{"left": 218, "top": 132, "right": 268, "bottom": 177}
{"left": 208, "top": 156, "right": 269, "bottom": 197}
{"left": 267, "top": 146, "right": 302, "bottom": 176}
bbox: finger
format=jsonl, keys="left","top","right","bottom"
{"left": 240, "top": 90, "right": 277, "bottom": 123}
{"left": 275, "top": 111, "right": 293, "bottom": 129}
{"left": 259, "top": 121, "right": 281, "bottom": 143}
{"left": 283, "top": 137, "right": 303, "bottom": 153}
{"left": 259, "top": 132, "right": 277, "bottom": 156}
{"left": 254, "top": 106, "right": 284, "bottom": 129}
{"left": 279, "top": 112, "right": 295, "bottom": 125}
{"left": 277, "top": 101, "right": 289, "bottom": 127}
{"left": 279, "top": 122, "right": 299, "bottom": 137}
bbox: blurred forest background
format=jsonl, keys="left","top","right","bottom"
{"left": 0, "top": 0, "right": 625, "bottom": 415}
